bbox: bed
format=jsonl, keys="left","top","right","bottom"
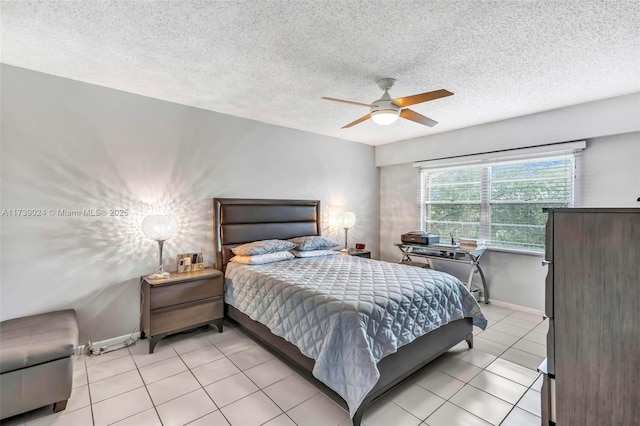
{"left": 213, "top": 198, "right": 486, "bottom": 425}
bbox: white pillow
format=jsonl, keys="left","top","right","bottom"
{"left": 290, "top": 249, "right": 340, "bottom": 258}
{"left": 230, "top": 251, "right": 294, "bottom": 264}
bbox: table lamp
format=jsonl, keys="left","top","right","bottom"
{"left": 142, "top": 213, "right": 178, "bottom": 279}
{"left": 336, "top": 211, "right": 356, "bottom": 252}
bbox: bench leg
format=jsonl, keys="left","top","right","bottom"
{"left": 53, "top": 400, "right": 68, "bottom": 413}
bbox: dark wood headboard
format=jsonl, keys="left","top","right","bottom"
{"left": 213, "top": 198, "right": 321, "bottom": 270}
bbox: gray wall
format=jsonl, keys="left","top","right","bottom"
{"left": 1, "top": 65, "right": 379, "bottom": 342}
{"left": 378, "top": 95, "right": 640, "bottom": 311}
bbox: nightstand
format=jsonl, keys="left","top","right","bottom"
{"left": 141, "top": 268, "right": 224, "bottom": 353}
{"left": 347, "top": 248, "right": 371, "bottom": 258}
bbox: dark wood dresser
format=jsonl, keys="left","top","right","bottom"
{"left": 141, "top": 268, "right": 224, "bottom": 353}
{"left": 540, "top": 208, "right": 640, "bottom": 425}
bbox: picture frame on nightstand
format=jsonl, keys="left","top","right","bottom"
{"left": 177, "top": 252, "right": 204, "bottom": 272}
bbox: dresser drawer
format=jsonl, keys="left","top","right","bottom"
{"left": 150, "top": 277, "right": 223, "bottom": 309}
{"left": 151, "top": 297, "right": 223, "bottom": 335}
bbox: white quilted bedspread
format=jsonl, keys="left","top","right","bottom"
{"left": 224, "top": 255, "right": 487, "bottom": 417}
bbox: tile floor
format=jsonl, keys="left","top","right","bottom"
{"left": 3, "top": 303, "right": 546, "bottom": 426}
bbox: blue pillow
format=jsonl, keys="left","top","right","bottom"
{"left": 231, "top": 239, "right": 297, "bottom": 256}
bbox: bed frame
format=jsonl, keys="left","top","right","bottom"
{"left": 213, "top": 198, "right": 473, "bottom": 425}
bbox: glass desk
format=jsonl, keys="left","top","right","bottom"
{"left": 395, "top": 242, "right": 489, "bottom": 304}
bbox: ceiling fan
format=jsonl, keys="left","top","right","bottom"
{"left": 322, "top": 78, "right": 453, "bottom": 129}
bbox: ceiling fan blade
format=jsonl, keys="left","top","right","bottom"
{"left": 341, "top": 113, "right": 372, "bottom": 129}
{"left": 400, "top": 109, "right": 438, "bottom": 127}
{"left": 393, "top": 89, "right": 453, "bottom": 108}
{"left": 321, "top": 97, "right": 371, "bottom": 108}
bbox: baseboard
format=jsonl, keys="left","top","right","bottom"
{"left": 88, "top": 332, "right": 140, "bottom": 355}
{"left": 489, "top": 299, "right": 545, "bottom": 317}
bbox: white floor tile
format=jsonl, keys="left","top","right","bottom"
{"left": 262, "top": 414, "right": 297, "bottom": 426}
{"left": 522, "top": 331, "right": 546, "bottom": 345}
{"left": 92, "top": 387, "right": 153, "bottom": 426}
{"left": 437, "top": 357, "right": 483, "bottom": 383}
{"left": 263, "top": 374, "right": 320, "bottom": 411}
{"left": 506, "top": 311, "right": 544, "bottom": 324}
{"left": 469, "top": 371, "right": 528, "bottom": 404}
{"left": 449, "top": 385, "right": 513, "bottom": 425}
{"left": 499, "top": 348, "right": 544, "bottom": 371}
{"left": 287, "top": 394, "right": 349, "bottom": 426}
{"left": 66, "top": 384, "right": 91, "bottom": 413}
{"left": 413, "top": 368, "right": 465, "bottom": 400}
{"left": 129, "top": 340, "right": 178, "bottom": 368}
{"left": 180, "top": 345, "right": 225, "bottom": 369}
{"left": 512, "top": 339, "right": 546, "bottom": 358}
{"left": 139, "top": 356, "right": 188, "bottom": 384}
{"left": 481, "top": 306, "right": 514, "bottom": 320}
{"left": 389, "top": 383, "right": 445, "bottom": 421}
{"left": 489, "top": 322, "right": 529, "bottom": 338}
{"left": 146, "top": 370, "right": 201, "bottom": 405}
{"left": 532, "top": 321, "right": 549, "bottom": 334}
{"left": 499, "top": 317, "right": 538, "bottom": 331}
{"left": 501, "top": 407, "right": 541, "bottom": 426}
{"left": 227, "top": 345, "right": 274, "bottom": 370}
{"left": 362, "top": 398, "right": 421, "bottom": 426}
{"left": 210, "top": 330, "right": 258, "bottom": 356}
{"left": 204, "top": 373, "right": 259, "bottom": 407}
{"left": 161, "top": 328, "right": 206, "bottom": 346}
{"left": 156, "top": 388, "right": 217, "bottom": 426}
{"left": 425, "top": 401, "right": 491, "bottom": 426}
{"left": 41, "top": 303, "right": 556, "bottom": 426}
{"left": 28, "top": 406, "right": 93, "bottom": 426}
{"left": 111, "top": 408, "right": 162, "bottom": 426}
{"left": 172, "top": 335, "right": 214, "bottom": 355}
{"left": 187, "top": 410, "right": 230, "bottom": 425}
{"left": 476, "top": 329, "right": 520, "bottom": 347}
{"left": 454, "top": 348, "right": 496, "bottom": 368}
{"left": 532, "top": 374, "right": 543, "bottom": 392}
{"left": 89, "top": 369, "right": 144, "bottom": 403}
{"left": 191, "top": 357, "right": 242, "bottom": 386}
{"left": 220, "top": 391, "right": 283, "bottom": 426}
{"left": 244, "top": 357, "right": 296, "bottom": 388}
{"left": 473, "top": 336, "right": 510, "bottom": 357}
{"left": 516, "top": 389, "right": 542, "bottom": 417}
{"left": 485, "top": 359, "right": 539, "bottom": 387}
{"left": 72, "top": 368, "right": 87, "bottom": 388}
{"left": 72, "top": 355, "right": 85, "bottom": 371}
{"left": 86, "top": 355, "right": 137, "bottom": 383}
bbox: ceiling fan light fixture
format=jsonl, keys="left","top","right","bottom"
{"left": 371, "top": 109, "right": 400, "bottom": 125}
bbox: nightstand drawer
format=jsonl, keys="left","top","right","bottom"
{"left": 151, "top": 296, "right": 223, "bottom": 335}
{"left": 151, "top": 277, "right": 223, "bottom": 309}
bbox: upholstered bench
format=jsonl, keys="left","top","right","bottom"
{"left": 0, "top": 309, "right": 78, "bottom": 420}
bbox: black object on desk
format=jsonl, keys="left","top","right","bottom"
{"left": 395, "top": 242, "right": 489, "bottom": 304}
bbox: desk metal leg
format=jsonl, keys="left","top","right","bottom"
{"left": 468, "top": 254, "right": 490, "bottom": 304}
{"left": 476, "top": 263, "right": 489, "bottom": 304}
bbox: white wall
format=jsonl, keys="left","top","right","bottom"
{"left": 378, "top": 95, "right": 639, "bottom": 311}
{"left": 0, "top": 65, "right": 380, "bottom": 342}
{"left": 376, "top": 93, "right": 639, "bottom": 167}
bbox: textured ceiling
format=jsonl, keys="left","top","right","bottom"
{"left": 1, "top": 1, "right": 639, "bottom": 146}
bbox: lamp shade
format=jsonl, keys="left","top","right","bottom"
{"left": 371, "top": 110, "right": 399, "bottom": 125}
{"left": 142, "top": 214, "right": 178, "bottom": 242}
{"left": 336, "top": 211, "right": 356, "bottom": 229}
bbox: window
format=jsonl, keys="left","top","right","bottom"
{"left": 417, "top": 144, "right": 583, "bottom": 251}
